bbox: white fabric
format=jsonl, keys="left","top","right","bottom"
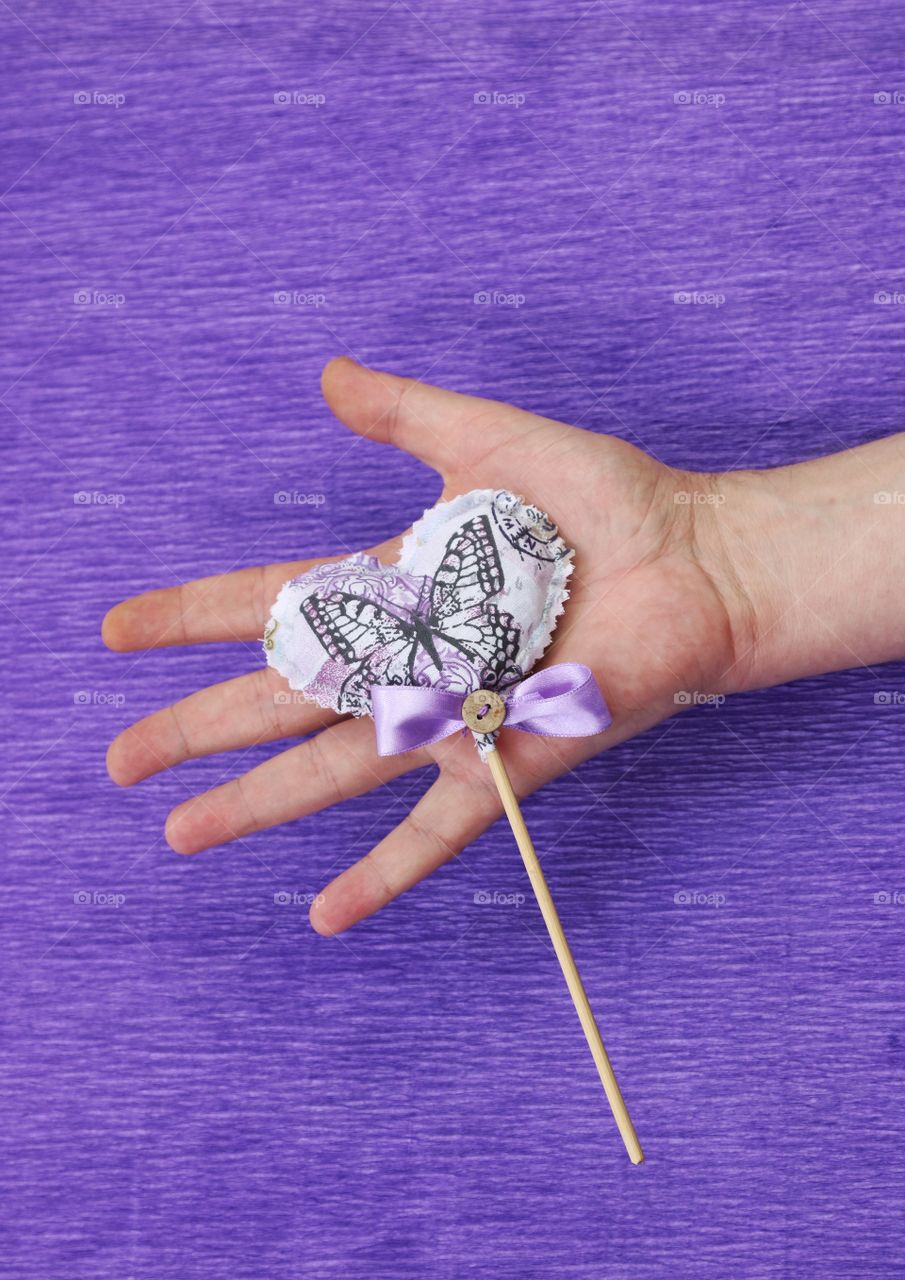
{"left": 264, "top": 489, "right": 573, "bottom": 718}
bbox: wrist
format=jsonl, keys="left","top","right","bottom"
{"left": 697, "top": 469, "right": 790, "bottom": 694}
{"left": 688, "top": 469, "right": 768, "bottom": 695}
{"left": 697, "top": 443, "right": 905, "bottom": 694}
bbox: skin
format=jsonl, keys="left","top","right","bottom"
{"left": 103, "top": 356, "right": 905, "bottom": 935}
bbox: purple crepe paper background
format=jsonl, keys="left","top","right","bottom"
{"left": 3, "top": 2, "right": 905, "bottom": 1276}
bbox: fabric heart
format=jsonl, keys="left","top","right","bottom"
{"left": 263, "top": 488, "right": 574, "bottom": 717}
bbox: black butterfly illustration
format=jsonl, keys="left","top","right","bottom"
{"left": 301, "top": 515, "right": 523, "bottom": 714}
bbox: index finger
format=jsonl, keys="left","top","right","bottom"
{"left": 102, "top": 537, "right": 402, "bottom": 651}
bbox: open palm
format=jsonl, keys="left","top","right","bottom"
{"left": 105, "top": 357, "right": 742, "bottom": 934}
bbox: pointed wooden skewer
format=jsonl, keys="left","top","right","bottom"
{"left": 461, "top": 692, "right": 643, "bottom": 1164}
{"left": 485, "top": 746, "right": 643, "bottom": 1164}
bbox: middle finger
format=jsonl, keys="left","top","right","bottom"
{"left": 107, "top": 665, "right": 340, "bottom": 786}
{"left": 164, "top": 717, "right": 425, "bottom": 855}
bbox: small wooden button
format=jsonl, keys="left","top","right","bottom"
{"left": 461, "top": 688, "right": 506, "bottom": 733}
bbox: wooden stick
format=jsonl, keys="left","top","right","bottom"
{"left": 485, "top": 745, "right": 644, "bottom": 1165}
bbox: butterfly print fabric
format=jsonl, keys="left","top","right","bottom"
{"left": 264, "top": 489, "right": 573, "bottom": 716}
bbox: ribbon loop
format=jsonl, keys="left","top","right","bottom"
{"left": 372, "top": 663, "right": 611, "bottom": 756}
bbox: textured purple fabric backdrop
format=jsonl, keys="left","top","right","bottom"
{"left": 3, "top": 3, "right": 905, "bottom": 1277}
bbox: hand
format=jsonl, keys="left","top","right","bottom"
{"left": 103, "top": 357, "right": 755, "bottom": 934}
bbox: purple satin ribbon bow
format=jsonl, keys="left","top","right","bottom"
{"left": 372, "top": 662, "right": 611, "bottom": 756}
